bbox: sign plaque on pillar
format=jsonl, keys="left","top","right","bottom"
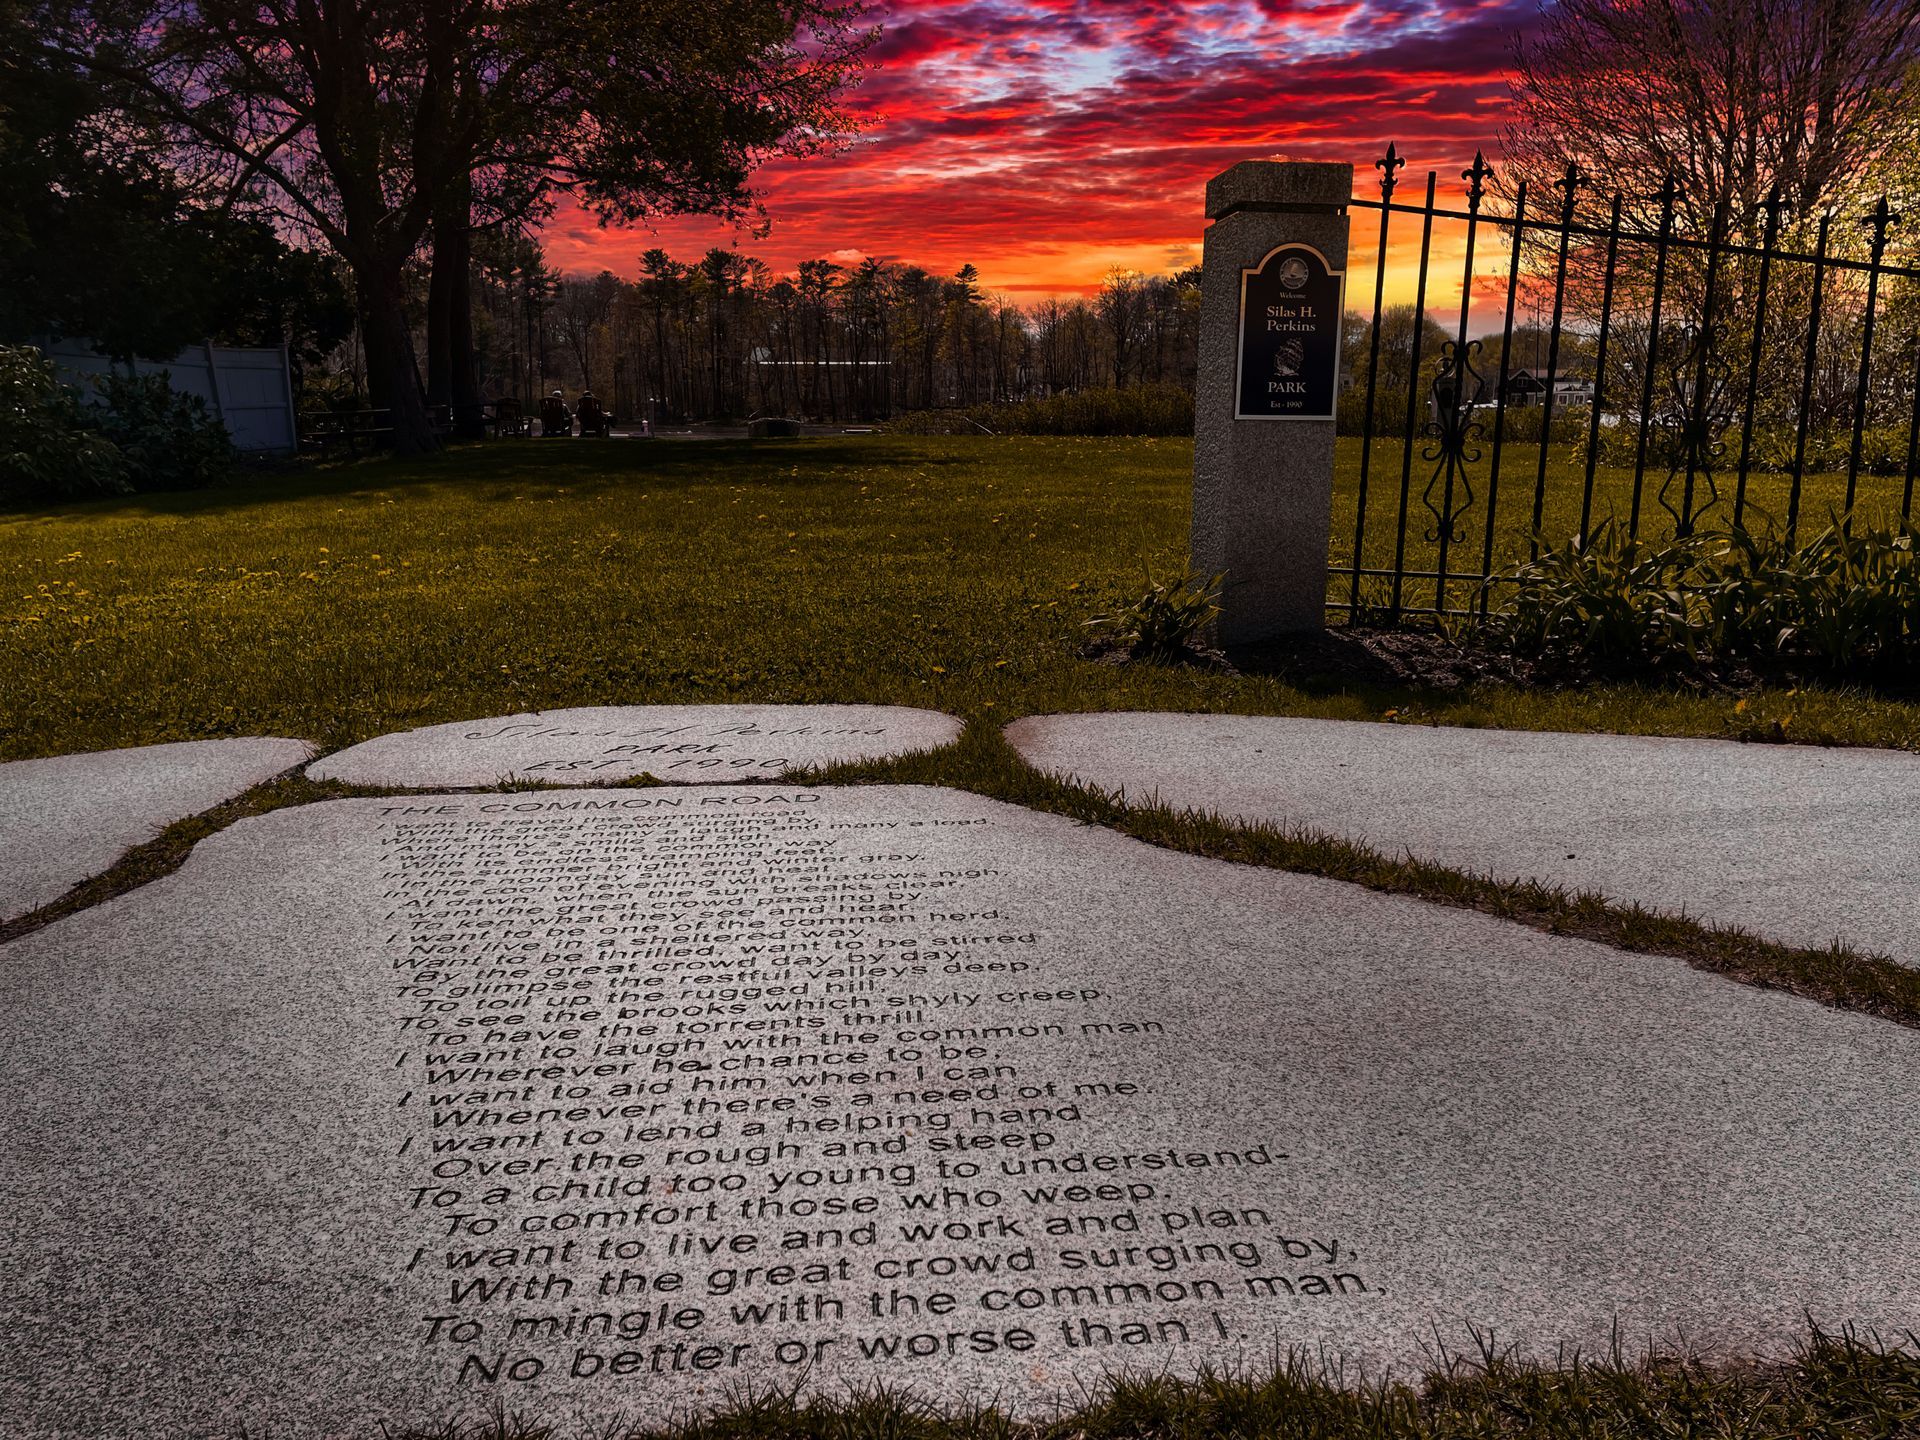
{"left": 1234, "top": 244, "right": 1344, "bottom": 420}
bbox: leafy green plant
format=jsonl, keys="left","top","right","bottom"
{"left": 1707, "top": 519, "right": 1920, "bottom": 671}
{"left": 0, "top": 343, "right": 128, "bottom": 502}
{"left": 0, "top": 345, "right": 233, "bottom": 503}
{"left": 83, "top": 369, "right": 232, "bottom": 490}
{"left": 1476, "top": 521, "right": 1720, "bottom": 670}
{"left": 1476, "top": 516, "right": 1920, "bottom": 678}
{"left": 1085, "top": 567, "right": 1225, "bottom": 661}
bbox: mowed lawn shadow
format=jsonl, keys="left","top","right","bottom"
{"left": 0, "top": 436, "right": 950, "bottom": 524}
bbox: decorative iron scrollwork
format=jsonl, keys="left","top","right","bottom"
{"left": 1655, "top": 319, "right": 1734, "bottom": 533}
{"left": 1421, "top": 340, "right": 1487, "bottom": 544}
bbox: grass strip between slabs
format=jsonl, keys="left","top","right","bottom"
{"left": 803, "top": 723, "right": 1920, "bottom": 1030}
{"left": 8, "top": 724, "right": 1919, "bottom": 1037}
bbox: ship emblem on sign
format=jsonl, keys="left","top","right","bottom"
{"left": 1234, "top": 242, "right": 1345, "bottom": 420}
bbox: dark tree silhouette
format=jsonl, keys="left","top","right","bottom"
{"left": 35, "top": 0, "right": 876, "bottom": 451}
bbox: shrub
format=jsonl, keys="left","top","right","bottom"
{"left": 0, "top": 343, "right": 129, "bottom": 502}
{"left": 0, "top": 344, "right": 233, "bottom": 503}
{"left": 1476, "top": 522, "right": 1720, "bottom": 671}
{"left": 1474, "top": 517, "right": 1920, "bottom": 678}
{"left": 889, "top": 384, "right": 1193, "bottom": 437}
{"left": 83, "top": 370, "right": 232, "bottom": 491}
{"left": 1084, "top": 569, "right": 1225, "bottom": 662}
{"left": 1712, "top": 521, "right": 1920, "bottom": 671}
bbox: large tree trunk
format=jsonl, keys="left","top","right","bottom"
{"left": 426, "top": 239, "right": 454, "bottom": 414}
{"left": 426, "top": 176, "right": 485, "bottom": 440}
{"left": 358, "top": 255, "right": 437, "bottom": 457}
{"left": 447, "top": 241, "right": 484, "bottom": 440}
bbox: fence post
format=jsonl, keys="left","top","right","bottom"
{"left": 1191, "top": 160, "right": 1353, "bottom": 642}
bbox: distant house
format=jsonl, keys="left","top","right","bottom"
{"left": 1502, "top": 367, "right": 1594, "bottom": 408}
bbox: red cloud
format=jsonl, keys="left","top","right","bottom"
{"left": 540, "top": 0, "right": 1533, "bottom": 294}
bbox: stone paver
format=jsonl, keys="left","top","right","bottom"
{"left": 0, "top": 737, "right": 314, "bottom": 922}
{"left": 1005, "top": 712, "right": 1920, "bottom": 964}
{"left": 5, "top": 783, "right": 1916, "bottom": 1436}
{"left": 310, "top": 704, "right": 963, "bottom": 787}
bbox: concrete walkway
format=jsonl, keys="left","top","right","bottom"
{"left": 1006, "top": 712, "right": 1920, "bottom": 966}
{"left": 1, "top": 738, "right": 313, "bottom": 923}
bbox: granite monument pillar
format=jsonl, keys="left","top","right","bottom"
{"left": 1191, "top": 160, "right": 1352, "bottom": 641}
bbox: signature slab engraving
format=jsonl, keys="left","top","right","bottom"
{"left": 310, "top": 705, "right": 963, "bottom": 788}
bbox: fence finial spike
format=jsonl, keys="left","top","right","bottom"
{"left": 1376, "top": 142, "right": 1406, "bottom": 201}
{"left": 1462, "top": 151, "right": 1494, "bottom": 209}
{"left": 1853, "top": 195, "right": 1898, "bottom": 262}
{"left": 1551, "top": 162, "right": 1583, "bottom": 219}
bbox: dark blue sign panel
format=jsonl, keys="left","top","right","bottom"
{"left": 1234, "top": 244, "right": 1344, "bottom": 421}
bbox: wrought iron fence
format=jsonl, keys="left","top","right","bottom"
{"left": 1338, "top": 144, "right": 1920, "bottom": 621}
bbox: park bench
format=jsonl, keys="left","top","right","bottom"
{"left": 490, "top": 398, "right": 532, "bottom": 438}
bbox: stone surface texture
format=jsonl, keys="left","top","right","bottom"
{"left": 1005, "top": 711, "right": 1920, "bottom": 964}
{"left": 1206, "top": 160, "right": 1354, "bottom": 217}
{"left": 5, "top": 783, "right": 1918, "bottom": 1438}
{"left": 1192, "top": 162, "right": 1352, "bottom": 641}
{"left": 310, "top": 704, "right": 964, "bottom": 788}
{"left": 0, "top": 737, "right": 314, "bottom": 920}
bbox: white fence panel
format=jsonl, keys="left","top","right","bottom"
{"left": 43, "top": 339, "right": 298, "bottom": 455}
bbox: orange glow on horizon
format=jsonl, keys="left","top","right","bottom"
{"left": 535, "top": 0, "right": 1535, "bottom": 302}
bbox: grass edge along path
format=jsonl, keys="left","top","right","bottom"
{"left": 0, "top": 768, "right": 394, "bottom": 944}
{"left": 7, "top": 725, "right": 1920, "bottom": 1035}
{"left": 392, "top": 1322, "right": 1920, "bottom": 1439}
{"left": 805, "top": 724, "right": 1920, "bottom": 1031}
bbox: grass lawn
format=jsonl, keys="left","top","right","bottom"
{"left": 4, "top": 434, "right": 1919, "bottom": 760}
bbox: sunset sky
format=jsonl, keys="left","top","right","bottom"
{"left": 540, "top": 0, "right": 1538, "bottom": 297}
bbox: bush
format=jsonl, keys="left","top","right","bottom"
{"left": 1474, "top": 517, "right": 1920, "bottom": 678}
{"left": 1712, "top": 521, "right": 1920, "bottom": 671}
{"left": 889, "top": 384, "right": 1193, "bottom": 437}
{"left": 84, "top": 370, "right": 232, "bottom": 491}
{"left": 1475, "top": 522, "right": 1720, "bottom": 670}
{"left": 0, "top": 344, "right": 128, "bottom": 502}
{"left": 0, "top": 344, "right": 231, "bottom": 504}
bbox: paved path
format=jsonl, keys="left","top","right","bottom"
{"left": 5, "top": 784, "right": 1917, "bottom": 1435}
{"left": 1005, "top": 712, "right": 1920, "bottom": 965}
{"left": 0, "top": 738, "right": 313, "bottom": 922}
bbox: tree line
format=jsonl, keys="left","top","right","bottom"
{"left": 16, "top": 0, "right": 879, "bottom": 453}
{"left": 434, "top": 244, "right": 1202, "bottom": 424}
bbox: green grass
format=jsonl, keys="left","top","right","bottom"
{"left": 4, "top": 435, "right": 1919, "bottom": 760}
{"left": 393, "top": 1323, "right": 1920, "bottom": 1439}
